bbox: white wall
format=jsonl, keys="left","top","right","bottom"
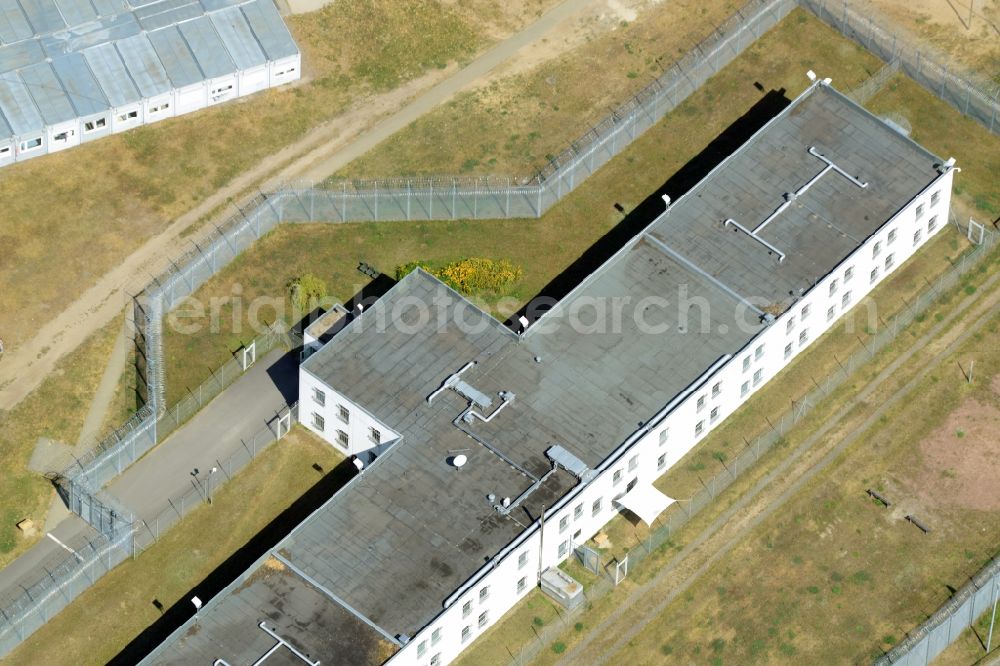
{"left": 238, "top": 66, "right": 269, "bottom": 96}
{"left": 111, "top": 104, "right": 143, "bottom": 133}
{"left": 47, "top": 121, "right": 80, "bottom": 152}
{"left": 303, "top": 168, "right": 956, "bottom": 666}
{"left": 268, "top": 54, "right": 300, "bottom": 87}
{"left": 299, "top": 368, "right": 399, "bottom": 457}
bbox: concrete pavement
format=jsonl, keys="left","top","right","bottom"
{"left": 0, "top": 347, "right": 298, "bottom": 613}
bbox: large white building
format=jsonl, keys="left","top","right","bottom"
{"left": 0, "top": 0, "right": 300, "bottom": 167}
{"left": 142, "top": 80, "right": 957, "bottom": 666}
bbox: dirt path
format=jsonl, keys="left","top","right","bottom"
{"left": 557, "top": 261, "right": 1000, "bottom": 665}
{"left": 0, "top": 0, "right": 604, "bottom": 413}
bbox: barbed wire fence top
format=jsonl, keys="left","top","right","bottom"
{"left": 5, "top": 0, "right": 1000, "bottom": 658}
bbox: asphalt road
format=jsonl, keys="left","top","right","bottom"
{"left": 0, "top": 348, "right": 298, "bottom": 613}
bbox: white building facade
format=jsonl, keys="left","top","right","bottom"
{"left": 297, "top": 89, "right": 958, "bottom": 666}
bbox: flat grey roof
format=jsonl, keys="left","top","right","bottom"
{"left": 0, "top": 0, "right": 298, "bottom": 140}
{"left": 148, "top": 557, "right": 399, "bottom": 665}
{"left": 147, "top": 83, "right": 946, "bottom": 657}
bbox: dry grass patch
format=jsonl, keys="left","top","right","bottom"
{"left": 4, "top": 426, "right": 342, "bottom": 666}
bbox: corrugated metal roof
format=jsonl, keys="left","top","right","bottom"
{"left": 82, "top": 41, "right": 139, "bottom": 106}
{"left": 0, "top": 0, "right": 34, "bottom": 43}
{"left": 18, "top": 0, "right": 65, "bottom": 34}
{"left": 209, "top": 5, "right": 262, "bottom": 70}
{"left": 0, "top": 38, "right": 44, "bottom": 71}
{"left": 240, "top": 0, "right": 295, "bottom": 61}
{"left": 0, "top": 73, "right": 42, "bottom": 133}
{"left": 133, "top": 0, "right": 201, "bottom": 31}
{"left": 53, "top": 0, "right": 97, "bottom": 27}
{"left": 19, "top": 61, "right": 77, "bottom": 124}
{"left": 146, "top": 25, "right": 202, "bottom": 88}
{"left": 0, "top": 107, "right": 13, "bottom": 137}
{"left": 0, "top": 0, "right": 298, "bottom": 142}
{"left": 115, "top": 31, "right": 170, "bottom": 96}
{"left": 51, "top": 52, "right": 108, "bottom": 116}
{"left": 177, "top": 15, "right": 233, "bottom": 79}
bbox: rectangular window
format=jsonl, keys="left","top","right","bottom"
{"left": 710, "top": 406, "right": 719, "bottom": 423}
{"left": 312, "top": 413, "right": 325, "bottom": 431}
{"left": 338, "top": 405, "right": 350, "bottom": 423}
{"left": 695, "top": 420, "right": 704, "bottom": 436}
{"left": 913, "top": 229, "right": 922, "bottom": 246}
{"left": 461, "top": 626, "right": 471, "bottom": 643}
{"left": 827, "top": 306, "right": 836, "bottom": 322}
{"left": 336, "top": 430, "right": 349, "bottom": 448}
{"left": 844, "top": 266, "right": 854, "bottom": 282}
{"left": 592, "top": 498, "right": 602, "bottom": 516}
{"left": 479, "top": 586, "right": 489, "bottom": 602}
{"left": 786, "top": 316, "right": 795, "bottom": 334}
{"left": 696, "top": 395, "right": 706, "bottom": 411}
{"left": 916, "top": 203, "right": 925, "bottom": 219}
{"left": 888, "top": 229, "right": 897, "bottom": 245}
{"left": 117, "top": 109, "right": 139, "bottom": 122}
{"left": 628, "top": 455, "right": 638, "bottom": 471}
{"left": 801, "top": 304, "right": 811, "bottom": 320}
{"left": 431, "top": 654, "right": 441, "bottom": 666}
{"left": 742, "top": 356, "right": 751, "bottom": 372}
{"left": 83, "top": 118, "right": 107, "bottom": 132}
{"left": 21, "top": 137, "right": 42, "bottom": 151}
{"left": 613, "top": 470, "right": 622, "bottom": 485}
{"left": 518, "top": 551, "right": 528, "bottom": 569}
{"left": 149, "top": 102, "right": 170, "bottom": 114}
{"left": 741, "top": 381, "right": 749, "bottom": 397}
{"left": 313, "top": 388, "right": 325, "bottom": 406}
{"left": 755, "top": 344, "right": 764, "bottom": 360}
{"left": 884, "top": 254, "right": 894, "bottom": 271}
{"left": 712, "top": 382, "right": 721, "bottom": 398}
{"left": 559, "top": 516, "right": 569, "bottom": 533}
{"left": 657, "top": 453, "right": 666, "bottom": 470}
{"left": 828, "top": 279, "right": 838, "bottom": 296}
{"left": 872, "top": 241, "right": 882, "bottom": 259}
{"left": 870, "top": 267, "right": 879, "bottom": 284}
{"left": 417, "top": 640, "right": 427, "bottom": 658}
{"left": 558, "top": 540, "right": 569, "bottom": 558}
{"left": 658, "top": 429, "right": 668, "bottom": 446}
{"left": 517, "top": 576, "right": 527, "bottom": 593}
{"left": 431, "top": 628, "right": 441, "bottom": 645}
{"left": 752, "top": 369, "right": 763, "bottom": 386}
{"left": 462, "top": 600, "right": 473, "bottom": 618}
{"left": 927, "top": 216, "right": 937, "bottom": 233}
{"left": 478, "top": 611, "right": 489, "bottom": 628}
{"left": 53, "top": 131, "right": 71, "bottom": 142}
{"left": 931, "top": 190, "right": 940, "bottom": 206}
{"left": 842, "top": 291, "right": 851, "bottom": 308}
{"left": 370, "top": 427, "right": 381, "bottom": 444}
{"left": 799, "top": 329, "right": 809, "bottom": 346}
{"left": 574, "top": 503, "right": 583, "bottom": 520}
{"left": 784, "top": 343, "right": 793, "bottom": 360}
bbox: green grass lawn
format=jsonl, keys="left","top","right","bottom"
{"left": 4, "top": 426, "right": 343, "bottom": 666}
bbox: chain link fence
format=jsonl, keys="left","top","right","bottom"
{"left": 500, "top": 224, "right": 998, "bottom": 666}
{"left": 802, "top": 0, "right": 1000, "bottom": 134}
{"left": 876, "top": 555, "right": 1000, "bottom": 665}
{"left": 131, "top": 403, "right": 298, "bottom": 556}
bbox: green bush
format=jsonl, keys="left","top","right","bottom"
{"left": 394, "top": 257, "right": 524, "bottom": 296}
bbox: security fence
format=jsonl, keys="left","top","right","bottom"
{"left": 802, "top": 0, "right": 1000, "bottom": 134}
{"left": 876, "top": 555, "right": 1000, "bottom": 666}
{"left": 0, "top": 524, "right": 133, "bottom": 657}
{"left": 499, "top": 224, "right": 999, "bottom": 666}
{"left": 5, "top": 0, "right": 999, "bottom": 657}
{"left": 131, "top": 403, "right": 298, "bottom": 556}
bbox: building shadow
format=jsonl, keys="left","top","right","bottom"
{"left": 508, "top": 87, "right": 790, "bottom": 329}
{"left": 109, "top": 455, "right": 359, "bottom": 665}
{"left": 264, "top": 350, "right": 301, "bottom": 405}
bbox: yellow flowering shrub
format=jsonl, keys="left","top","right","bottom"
{"left": 395, "top": 258, "right": 523, "bottom": 296}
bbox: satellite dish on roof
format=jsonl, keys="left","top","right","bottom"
{"left": 452, "top": 454, "right": 468, "bottom": 468}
